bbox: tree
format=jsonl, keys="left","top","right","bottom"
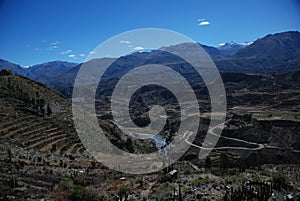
{"left": 119, "top": 185, "right": 129, "bottom": 201}
{"left": 38, "top": 98, "right": 45, "bottom": 116}
{"left": 223, "top": 191, "right": 229, "bottom": 201}
{"left": 6, "top": 148, "right": 12, "bottom": 162}
{"left": 46, "top": 103, "right": 52, "bottom": 116}
{"left": 178, "top": 184, "right": 183, "bottom": 201}
{"left": 220, "top": 152, "right": 229, "bottom": 174}
{"left": 205, "top": 156, "right": 212, "bottom": 171}
{"left": 125, "top": 138, "right": 134, "bottom": 153}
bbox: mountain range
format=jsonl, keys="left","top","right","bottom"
{"left": 0, "top": 31, "right": 300, "bottom": 90}
{"left": 0, "top": 60, "right": 77, "bottom": 84}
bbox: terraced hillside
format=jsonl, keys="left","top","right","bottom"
{"left": 0, "top": 70, "right": 85, "bottom": 156}
{"left": 0, "top": 70, "right": 159, "bottom": 199}
{"left": 0, "top": 70, "right": 100, "bottom": 198}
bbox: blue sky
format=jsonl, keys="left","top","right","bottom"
{"left": 0, "top": 0, "right": 300, "bottom": 66}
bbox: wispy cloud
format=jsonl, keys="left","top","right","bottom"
{"left": 61, "top": 50, "right": 72, "bottom": 55}
{"left": 197, "top": 18, "right": 210, "bottom": 26}
{"left": 90, "top": 51, "right": 96, "bottom": 54}
{"left": 133, "top": 46, "right": 144, "bottom": 51}
{"left": 120, "top": 40, "right": 131, "bottom": 44}
{"left": 68, "top": 54, "right": 76, "bottom": 58}
{"left": 48, "top": 41, "right": 60, "bottom": 50}
{"left": 79, "top": 54, "right": 85, "bottom": 57}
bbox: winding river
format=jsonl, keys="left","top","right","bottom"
{"left": 135, "top": 133, "right": 167, "bottom": 148}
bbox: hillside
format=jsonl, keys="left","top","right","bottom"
{"left": 0, "top": 67, "right": 299, "bottom": 200}
{"left": 216, "top": 31, "right": 300, "bottom": 73}
{"left": 0, "top": 69, "right": 88, "bottom": 197}
{"left": 0, "top": 59, "right": 77, "bottom": 85}
{"left": 25, "top": 61, "right": 77, "bottom": 84}
{"left": 0, "top": 70, "right": 156, "bottom": 198}
{"left": 0, "top": 69, "right": 90, "bottom": 158}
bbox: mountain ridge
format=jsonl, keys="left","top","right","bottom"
{"left": 216, "top": 31, "right": 300, "bottom": 74}
{"left": 25, "top": 60, "right": 77, "bottom": 84}
{"left": 1, "top": 31, "right": 300, "bottom": 89}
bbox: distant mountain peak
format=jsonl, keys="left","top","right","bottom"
{"left": 218, "top": 41, "right": 253, "bottom": 48}
{"left": 233, "top": 30, "right": 300, "bottom": 59}
{"left": 216, "top": 41, "right": 252, "bottom": 56}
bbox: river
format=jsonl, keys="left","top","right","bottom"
{"left": 135, "top": 133, "right": 167, "bottom": 148}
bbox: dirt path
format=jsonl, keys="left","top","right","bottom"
{"left": 185, "top": 124, "right": 272, "bottom": 151}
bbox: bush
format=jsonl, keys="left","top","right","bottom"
{"left": 119, "top": 184, "right": 130, "bottom": 200}
{"left": 57, "top": 178, "right": 74, "bottom": 190}
{"left": 114, "top": 173, "right": 123, "bottom": 179}
{"left": 272, "top": 173, "right": 287, "bottom": 190}
{"left": 70, "top": 185, "right": 86, "bottom": 201}
{"left": 159, "top": 173, "right": 173, "bottom": 183}
{"left": 192, "top": 177, "right": 211, "bottom": 187}
{"left": 183, "top": 168, "right": 192, "bottom": 175}
{"left": 119, "top": 184, "right": 129, "bottom": 194}
{"left": 57, "top": 179, "right": 107, "bottom": 201}
{"left": 85, "top": 187, "right": 108, "bottom": 201}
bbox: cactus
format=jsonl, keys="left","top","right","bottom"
{"left": 224, "top": 180, "right": 273, "bottom": 201}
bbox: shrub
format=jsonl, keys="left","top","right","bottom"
{"left": 192, "top": 177, "right": 211, "bottom": 187}
{"left": 159, "top": 173, "right": 173, "bottom": 183}
{"left": 119, "top": 184, "right": 128, "bottom": 194}
{"left": 85, "top": 187, "right": 108, "bottom": 201}
{"left": 272, "top": 173, "right": 287, "bottom": 190}
{"left": 114, "top": 173, "right": 123, "bottom": 179}
{"left": 70, "top": 185, "right": 86, "bottom": 201}
{"left": 183, "top": 168, "right": 192, "bottom": 175}
{"left": 57, "top": 178, "right": 74, "bottom": 190}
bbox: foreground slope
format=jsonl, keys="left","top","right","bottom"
{"left": 0, "top": 70, "right": 158, "bottom": 199}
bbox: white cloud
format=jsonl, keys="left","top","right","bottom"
{"left": 51, "top": 45, "right": 59, "bottom": 49}
{"left": 61, "top": 50, "right": 72, "bottom": 55}
{"left": 68, "top": 54, "right": 76, "bottom": 58}
{"left": 79, "top": 54, "right": 85, "bottom": 57}
{"left": 198, "top": 21, "right": 210, "bottom": 26}
{"left": 133, "top": 46, "right": 144, "bottom": 51}
{"left": 120, "top": 40, "right": 131, "bottom": 44}
{"left": 90, "top": 51, "right": 96, "bottom": 54}
{"left": 197, "top": 18, "right": 210, "bottom": 26}
{"left": 218, "top": 43, "right": 225, "bottom": 46}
